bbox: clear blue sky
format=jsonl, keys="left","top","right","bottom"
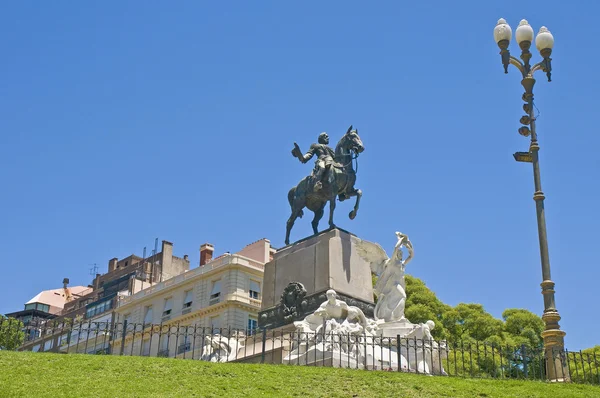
{"left": 1, "top": 2, "right": 598, "bottom": 350}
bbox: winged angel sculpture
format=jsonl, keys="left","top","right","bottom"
{"left": 355, "top": 232, "right": 414, "bottom": 323}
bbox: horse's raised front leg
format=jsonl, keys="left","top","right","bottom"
{"left": 347, "top": 188, "right": 362, "bottom": 220}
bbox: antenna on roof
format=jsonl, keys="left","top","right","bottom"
{"left": 89, "top": 263, "right": 99, "bottom": 276}
{"left": 150, "top": 238, "right": 158, "bottom": 284}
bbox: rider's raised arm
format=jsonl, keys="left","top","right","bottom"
{"left": 299, "top": 144, "right": 318, "bottom": 163}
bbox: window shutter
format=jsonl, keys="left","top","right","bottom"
{"left": 184, "top": 290, "right": 193, "bottom": 305}
{"left": 211, "top": 280, "right": 221, "bottom": 295}
{"left": 144, "top": 307, "right": 153, "bottom": 324}
{"left": 164, "top": 298, "right": 173, "bottom": 312}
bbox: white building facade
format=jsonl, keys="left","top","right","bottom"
{"left": 112, "top": 239, "right": 272, "bottom": 358}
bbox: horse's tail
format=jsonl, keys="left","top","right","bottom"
{"left": 288, "top": 186, "right": 303, "bottom": 218}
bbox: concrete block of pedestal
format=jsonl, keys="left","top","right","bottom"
{"left": 259, "top": 228, "right": 375, "bottom": 329}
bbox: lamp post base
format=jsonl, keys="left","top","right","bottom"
{"left": 541, "top": 309, "right": 570, "bottom": 382}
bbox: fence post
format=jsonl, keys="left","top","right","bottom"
{"left": 396, "top": 335, "right": 401, "bottom": 372}
{"left": 261, "top": 328, "right": 267, "bottom": 363}
{"left": 593, "top": 351, "right": 599, "bottom": 385}
{"left": 580, "top": 350, "right": 587, "bottom": 382}
{"left": 120, "top": 320, "right": 128, "bottom": 356}
{"left": 522, "top": 344, "right": 528, "bottom": 379}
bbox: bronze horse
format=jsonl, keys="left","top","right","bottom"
{"left": 285, "top": 127, "right": 364, "bottom": 245}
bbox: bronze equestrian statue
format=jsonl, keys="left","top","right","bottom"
{"left": 286, "top": 125, "right": 364, "bottom": 245}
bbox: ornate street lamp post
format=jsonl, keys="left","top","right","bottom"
{"left": 494, "top": 18, "right": 569, "bottom": 382}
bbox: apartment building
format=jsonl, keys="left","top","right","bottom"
{"left": 4, "top": 279, "right": 89, "bottom": 341}
{"left": 112, "top": 238, "right": 273, "bottom": 358}
{"left": 18, "top": 240, "right": 190, "bottom": 353}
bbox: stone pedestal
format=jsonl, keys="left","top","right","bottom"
{"left": 377, "top": 318, "right": 416, "bottom": 338}
{"left": 258, "top": 228, "right": 375, "bottom": 329}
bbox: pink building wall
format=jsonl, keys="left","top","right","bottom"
{"left": 236, "top": 239, "right": 271, "bottom": 263}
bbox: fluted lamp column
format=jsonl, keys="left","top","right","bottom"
{"left": 494, "top": 18, "right": 569, "bottom": 382}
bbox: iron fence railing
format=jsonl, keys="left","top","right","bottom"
{"left": 3, "top": 317, "right": 598, "bottom": 385}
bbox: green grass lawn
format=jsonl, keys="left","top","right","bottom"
{"left": 1, "top": 351, "right": 599, "bottom": 398}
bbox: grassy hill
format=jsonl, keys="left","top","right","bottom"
{"left": 1, "top": 351, "right": 598, "bottom": 397}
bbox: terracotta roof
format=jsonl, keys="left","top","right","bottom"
{"left": 238, "top": 238, "right": 270, "bottom": 250}
{"left": 25, "top": 286, "right": 88, "bottom": 309}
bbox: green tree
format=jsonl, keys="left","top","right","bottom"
{"left": 502, "top": 309, "right": 544, "bottom": 348}
{"left": 569, "top": 345, "right": 600, "bottom": 383}
{"left": 447, "top": 303, "right": 504, "bottom": 343}
{"left": 370, "top": 274, "right": 557, "bottom": 379}
{"left": 373, "top": 274, "right": 546, "bottom": 350}
{"left": 0, "top": 317, "right": 25, "bottom": 350}
{"left": 404, "top": 275, "right": 451, "bottom": 339}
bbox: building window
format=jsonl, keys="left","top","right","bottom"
{"left": 85, "top": 300, "right": 113, "bottom": 319}
{"left": 248, "top": 316, "right": 258, "bottom": 333}
{"left": 32, "top": 344, "right": 40, "bottom": 352}
{"left": 158, "top": 334, "right": 169, "bottom": 357}
{"left": 58, "top": 333, "right": 69, "bottom": 348}
{"left": 249, "top": 280, "right": 261, "bottom": 300}
{"left": 209, "top": 280, "right": 221, "bottom": 305}
{"left": 123, "top": 313, "right": 131, "bottom": 325}
{"left": 44, "top": 339, "right": 54, "bottom": 351}
{"left": 183, "top": 290, "right": 193, "bottom": 309}
{"left": 162, "top": 297, "right": 173, "bottom": 317}
{"left": 178, "top": 333, "right": 191, "bottom": 354}
{"left": 28, "top": 329, "right": 40, "bottom": 341}
{"left": 143, "top": 306, "right": 153, "bottom": 324}
{"left": 25, "top": 303, "right": 50, "bottom": 313}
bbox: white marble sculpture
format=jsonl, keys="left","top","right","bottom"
{"left": 282, "top": 288, "right": 447, "bottom": 375}
{"left": 281, "top": 232, "right": 448, "bottom": 375}
{"left": 283, "top": 290, "right": 386, "bottom": 369}
{"left": 200, "top": 334, "right": 245, "bottom": 363}
{"left": 313, "top": 289, "right": 379, "bottom": 335}
{"left": 403, "top": 320, "right": 448, "bottom": 376}
{"left": 356, "top": 231, "right": 413, "bottom": 322}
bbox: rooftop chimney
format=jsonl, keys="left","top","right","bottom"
{"left": 62, "top": 278, "right": 73, "bottom": 302}
{"left": 108, "top": 258, "right": 118, "bottom": 273}
{"left": 93, "top": 273, "right": 102, "bottom": 290}
{"left": 200, "top": 243, "right": 214, "bottom": 266}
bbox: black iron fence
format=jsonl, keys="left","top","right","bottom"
{"left": 3, "top": 317, "right": 599, "bottom": 385}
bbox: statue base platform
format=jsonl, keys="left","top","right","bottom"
{"left": 376, "top": 318, "right": 418, "bottom": 338}
{"left": 259, "top": 228, "right": 375, "bottom": 329}
{"left": 282, "top": 343, "right": 404, "bottom": 371}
